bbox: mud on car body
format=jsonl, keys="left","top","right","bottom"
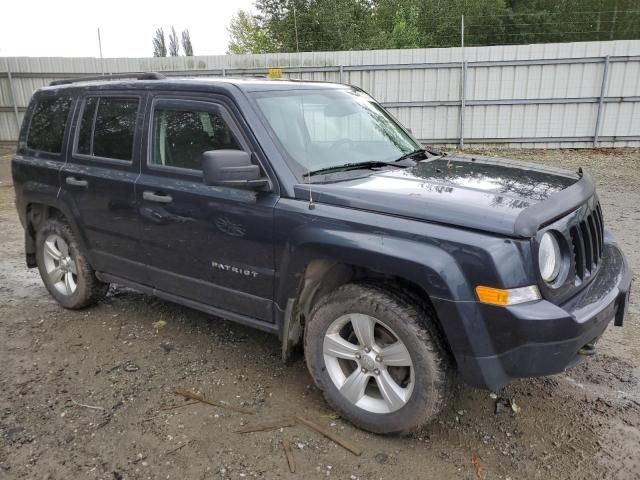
{"left": 12, "top": 73, "right": 632, "bottom": 434}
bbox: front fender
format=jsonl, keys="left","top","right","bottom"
{"left": 275, "top": 222, "right": 477, "bottom": 363}
{"left": 274, "top": 199, "right": 535, "bottom": 370}
{"left": 275, "top": 226, "right": 473, "bottom": 308}
{"left": 276, "top": 222, "right": 494, "bottom": 366}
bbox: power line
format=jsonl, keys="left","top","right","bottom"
{"left": 466, "top": 19, "right": 636, "bottom": 28}
{"left": 461, "top": 9, "right": 640, "bottom": 19}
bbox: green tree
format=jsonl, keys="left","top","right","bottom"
{"left": 408, "top": 0, "right": 510, "bottom": 47}
{"left": 226, "top": 0, "right": 639, "bottom": 53}
{"left": 182, "top": 29, "right": 194, "bottom": 56}
{"left": 169, "top": 26, "right": 180, "bottom": 56}
{"left": 506, "top": 0, "right": 640, "bottom": 44}
{"left": 247, "top": 0, "right": 376, "bottom": 51}
{"left": 152, "top": 28, "right": 167, "bottom": 57}
{"left": 374, "top": 4, "right": 422, "bottom": 48}
{"left": 228, "top": 10, "right": 279, "bottom": 54}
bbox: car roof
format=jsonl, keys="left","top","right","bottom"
{"left": 40, "top": 76, "right": 351, "bottom": 96}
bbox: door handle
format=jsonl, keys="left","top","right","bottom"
{"left": 65, "top": 176, "right": 88, "bottom": 187}
{"left": 143, "top": 191, "right": 173, "bottom": 204}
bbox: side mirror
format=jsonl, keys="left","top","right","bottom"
{"left": 201, "top": 150, "right": 269, "bottom": 189}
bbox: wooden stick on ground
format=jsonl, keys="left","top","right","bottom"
{"left": 165, "top": 440, "right": 193, "bottom": 456}
{"left": 282, "top": 439, "right": 296, "bottom": 473}
{"left": 175, "top": 388, "right": 253, "bottom": 415}
{"left": 160, "top": 400, "right": 199, "bottom": 411}
{"left": 235, "top": 418, "right": 296, "bottom": 434}
{"left": 140, "top": 400, "right": 200, "bottom": 422}
{"left": 140, "top": 413, "right": 164, "bottom": 422}
{"left": 70, "top": 397, "right": 105, "bottom": 411}
{"left": 294, "top": 415, "right": 363, "bottom": 456}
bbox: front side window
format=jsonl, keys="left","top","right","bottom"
{"left": 253, "top": 88, "right": 420, "bottom": 176}
{"left": 27, "top": 96, "right": 73, "bottom": 153}
{"left": 151, "top": 107, "right": 241, "bottom": 171}
{"left": 76, "top": 97, "right": 139, "bottom": 161}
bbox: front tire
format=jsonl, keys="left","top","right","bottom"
{"left": 35, "top": 218, "right": 107, "bottom": 309}
{"left": 304, "top": 283, "right": 454, "bottom": 434}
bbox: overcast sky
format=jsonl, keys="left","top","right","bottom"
{"left": 0, "top": 0, "right": 255, "bottom": 58}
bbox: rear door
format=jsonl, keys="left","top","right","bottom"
{"left": 134, "top": 94, "right": 278, "bottom": 322}
{"left": 12, "top": 94, "right": 74, "bottom": 210}
{"left": 58, "top": 92, "right": 147, "bottom": 283}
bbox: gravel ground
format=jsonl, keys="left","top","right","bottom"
{"left": 0, "top": 146, "right": 639, "bottom": 480}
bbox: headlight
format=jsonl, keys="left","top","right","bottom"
{"left": 538, "top": 232, "right": 561, "bottom": 282}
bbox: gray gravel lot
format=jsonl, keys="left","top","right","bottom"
{"left": 0, "top": 146, "right": 639, "bottom": 479}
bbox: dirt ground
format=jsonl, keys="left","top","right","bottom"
{"left": 0, "top": 146, "right": 639, "bottom": 480}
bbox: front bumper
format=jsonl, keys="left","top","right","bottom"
{"left": 456, "top": 242, "right": 632, "bottom": 391}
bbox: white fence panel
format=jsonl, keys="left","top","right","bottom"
{"left": 1, "top": 40, "right": 639, "bottom": 147}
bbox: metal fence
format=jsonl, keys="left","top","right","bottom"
{"left": 1, "top": 40, "right": 639, "bottom": 148}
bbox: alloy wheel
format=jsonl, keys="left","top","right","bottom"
{"left": 322, "top": 313, "right": 414, "bottom": 414}
{"left": 42, "top": 234, "right": 78, "bottom": 296}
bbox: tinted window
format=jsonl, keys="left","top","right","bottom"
{"left": 77, "top": 97, "right": 98, "bottom": 155}
{"left": 76, "top": 97, "right": 138, "bottom": 161}
{"left": 27, "top": 97, "right": 73, "bottom": 153}
{"left": 151, "top": 107, "right": 241, "bottom": 170}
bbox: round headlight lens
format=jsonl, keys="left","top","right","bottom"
{"left": 538, "top": 232, "right": 561, "bottom": 282}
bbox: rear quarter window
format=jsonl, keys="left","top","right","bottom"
{"left": 26, "top": 96, "right": 73, "bottom": 154}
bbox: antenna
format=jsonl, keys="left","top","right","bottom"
{"left": 307, "top": 167, "right": 315, "bottom": 210}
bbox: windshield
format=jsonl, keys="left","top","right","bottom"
{"left": 252, "top": 88, "right": 421, "bottom": 177}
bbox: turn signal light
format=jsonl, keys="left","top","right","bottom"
{"left": 476, "top": 285, "right": 541, "bottom": 306}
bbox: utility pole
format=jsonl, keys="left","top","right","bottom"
{"left": 4, "top": 58, "right": 21, "bottom": 132}
{"left": 292, "top": 1, "right": 300, "bottom": 52}
{"left": 97, "top": 28, "right": 104, "bottom": 75}
{"left": 609, "top": 7, "right": 618, "bottom": 40}
{"left": 459, "top": 15, "right": 466, "bottom": 148}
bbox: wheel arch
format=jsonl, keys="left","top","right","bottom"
{"left": 23, "top": 199, "right": 89, "bottom": 268}
{"left": 278, "top": 233, "right": 472, "bottom": 362}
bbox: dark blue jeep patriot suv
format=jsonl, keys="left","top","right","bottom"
{"left": 11, "top": 73, "right": 632, "bottom": 434}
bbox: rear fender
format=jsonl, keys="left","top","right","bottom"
{"left": 18, "top": 183, "right": 92, "bottom": 264}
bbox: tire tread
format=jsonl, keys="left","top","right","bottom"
{"left": 35, "top": 218, "right": 107, "bottom": 309}
{"left": 304, "top": 282, "right": 455, "bottom": 434}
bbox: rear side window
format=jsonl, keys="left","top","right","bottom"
{"left": 76, "top": 97, "right": 139, "bottom": 161}
{"left": 27, "top": 96, "right": 73, "bottom": 154}
{"left": 151, "top": 107, "right": 241, "bottom": 170}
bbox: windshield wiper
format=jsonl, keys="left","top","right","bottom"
{"left": 393, "top": 148, "right": 427, "bottom": 163}
{"left": 303, "top": 160, "right": 409, "bottom": 178}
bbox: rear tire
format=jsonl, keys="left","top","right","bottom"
{"left": 35, "top": 218, "right": 107, "bottom": 309}
{"left": 304, "top": 282, "right": 454, "bottom": 434}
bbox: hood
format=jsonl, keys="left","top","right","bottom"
{"left": 295, "top": 155, "right": 587, "bottom": 237}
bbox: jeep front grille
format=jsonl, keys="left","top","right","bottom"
{"left": 570, "top": 203, "right": 604, "bottom": 281}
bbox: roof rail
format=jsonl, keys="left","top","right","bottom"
{"left": 49, "top": 72, "right": 167, "bottom": 86}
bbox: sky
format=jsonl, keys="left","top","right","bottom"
{"left": 0, "top": 0, "right": 255, "bottom": 58}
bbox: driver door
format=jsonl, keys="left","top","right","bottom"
{"left": 134, "top": 96, "right": 278, "bottom": 323}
